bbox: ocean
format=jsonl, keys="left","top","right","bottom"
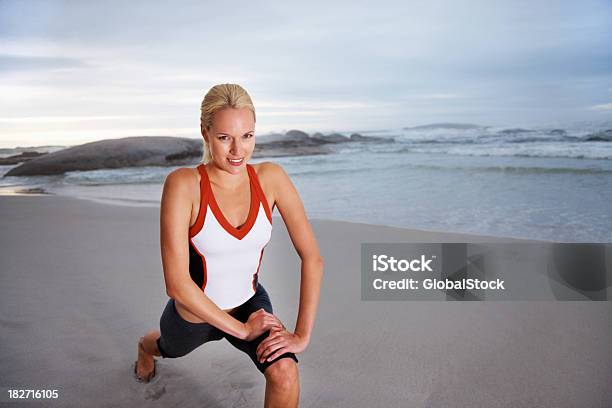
{"left": 2, "top": 125, "right": 611, "bottom": 242}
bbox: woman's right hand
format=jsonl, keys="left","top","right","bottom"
{"left": 243, "top": 309, "right": 283, "bottom": 341}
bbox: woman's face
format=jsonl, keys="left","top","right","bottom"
{"left": 203, "top": 107, "right": 255, "bottom": 174}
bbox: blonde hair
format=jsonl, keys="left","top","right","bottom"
{"left": 200, "top": 84, "right": 256, "bottom": 163}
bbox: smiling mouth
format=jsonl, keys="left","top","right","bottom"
{"left": 228, "top": 158, "right": 244, "bottom": 165}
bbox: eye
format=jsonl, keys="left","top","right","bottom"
{"left": 244, "top": 133, "right": 254, "bottom": 138}
{"left": 218, "top": 135, "right": 229, "bottom": 141}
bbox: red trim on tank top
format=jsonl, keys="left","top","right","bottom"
{"left": 203, "top": 163, "right": 263, "bottom": 240}
{"left": 188, "top": 164, "right": 209, "bottom": 238}
{"left": 252, "top": 247, "right": 266, "bottom": 291}
{"left": 189, "top": 237, "right": 208, "bottom": 290}
{"left": 247, "top": 164, "right": 273, "bottom": 224}
{"left": 190, "top": 163, "right": 272, "bottom": 240}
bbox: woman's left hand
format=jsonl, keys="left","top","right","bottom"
{"left": 256, "top": 326, "right": 309, "bottom": 363}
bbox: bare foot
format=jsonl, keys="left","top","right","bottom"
{"left": 135, "top": 337, "right": 156, "bottom": 382}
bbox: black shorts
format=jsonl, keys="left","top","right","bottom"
{"left": 156, "top": 282, "right": 298, "bottom": 374}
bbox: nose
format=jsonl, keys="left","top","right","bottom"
{"left": 229, "top": 138, "right": 243, "bottom": 156}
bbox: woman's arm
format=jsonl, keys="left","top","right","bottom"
{"left": 160, "top": 168, "right": 281, "bottom": 340}
{"left": 256, "top": 162, "right": 324, "bottom": 361}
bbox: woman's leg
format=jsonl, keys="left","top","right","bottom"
{"left": 135, "top": 298, "right": 223, "bottom": 381}
{"left": 264, "top": 358, "right": 300, "bottom": 408}
{"left": 136, "top": 329, "right": 160, "bottom": 380}
{"left": 224, "top": 283, "right": 301, "bottom": 406}
{"left": 141, "top": 329, "right": 162, "bottom": 356}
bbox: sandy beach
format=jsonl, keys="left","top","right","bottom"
{"left": 0, "top": 194, "right": 610, "bottom": 407}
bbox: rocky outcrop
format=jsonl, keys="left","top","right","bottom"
{"left": 5, "top": 136, "right": 202, "bottom": 176}
{"left": 258, "top": 130, "right": 392, "bottom": 146}
{"left": 311, "top": 133, "right": 349, "bottom": 143}
{"left": 5, "top": 130, "right": 395, "bottom": 176}
{"left": 0, "top": 151, "right": 47, "bottom": 165}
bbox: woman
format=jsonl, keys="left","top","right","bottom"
{"left": 134, "top": 84, "right": 324, "bottom": 408}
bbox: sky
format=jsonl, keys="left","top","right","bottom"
{"left": 0, "top": 0, "right": 611, "bottom": 148}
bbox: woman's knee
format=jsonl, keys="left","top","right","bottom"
{"left": 264, "top": 358, "right": 299, "bottom": 389}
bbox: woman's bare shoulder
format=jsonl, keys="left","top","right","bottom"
{"left": 165, "top": 166, "right": 199, "bottom": 186}
{"left": 251, "top": 161, "right": 295, "bottom": 205}
{"left": 162, "top": 166, "right": 200, "bottom": 201}
{"left": 251, "top": 161, "right": 287, "bottom": 185}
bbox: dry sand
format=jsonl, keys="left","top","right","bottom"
{"left": 0, "top": 195, "right": 610, "bottom": 407}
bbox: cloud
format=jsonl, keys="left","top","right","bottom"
{"left": 0, "top": 115, "right": 147, "bottom": 123}
{"left": 1, "top": 0, "right": 611, "bottom": 147}
{"left": 588, "top": 103, "right": 612, "bottom": 111}
{"left": 0, "top": 54, "right": 86, "bottom": 72}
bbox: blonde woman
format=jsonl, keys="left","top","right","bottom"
{"left": 134, "top": 84, "right": 324, "bottom": 408}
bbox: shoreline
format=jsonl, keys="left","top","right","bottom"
{"left": 0, "top": 186, "right": 50, "bottom": 196}
{"left": 2, "top": 147, "right": 611, "bottom": 243}
{"left": 0, "top": 192, "right": 542, "bottom": 242}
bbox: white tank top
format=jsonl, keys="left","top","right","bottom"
{"left": 187, "top": 163, "right": 273, "bottom": 309}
